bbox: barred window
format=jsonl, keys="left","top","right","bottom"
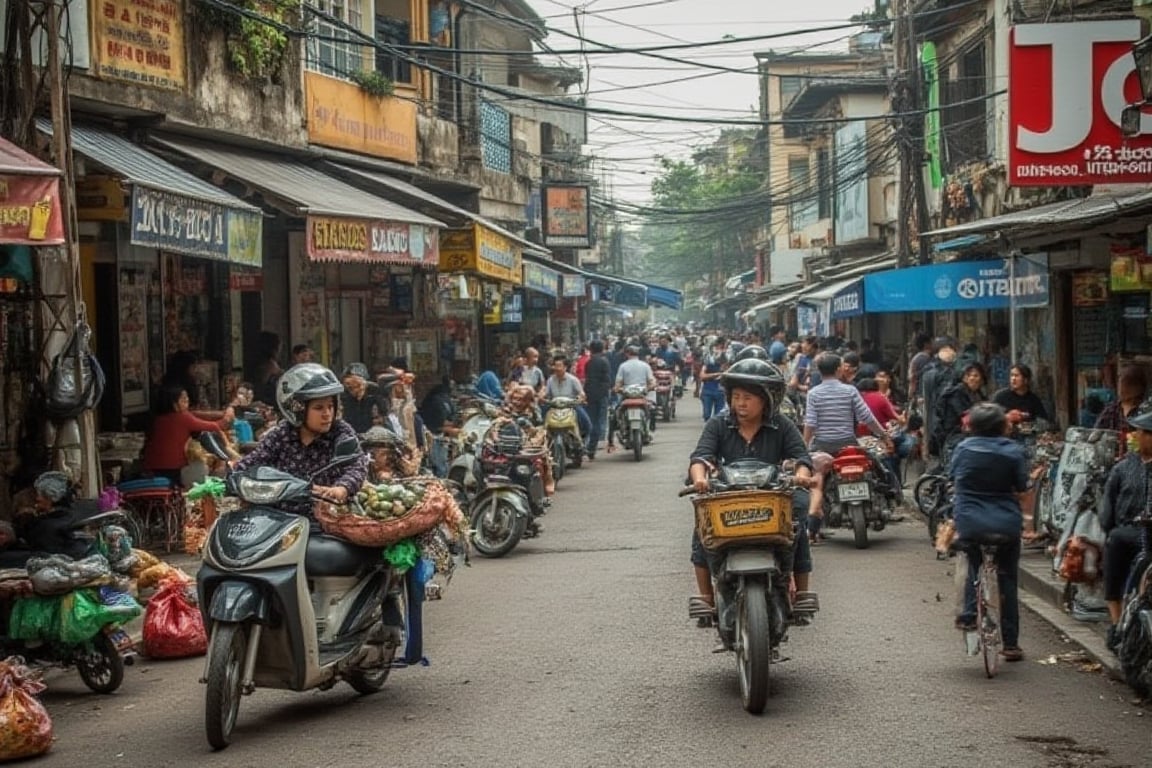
{"left": 306, "top": 0, "right": 364, "bottom": 80}
{"left": 480, "top": 100, "right": 512, "bottom": 173}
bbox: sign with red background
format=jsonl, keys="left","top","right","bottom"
{"left": 0, "top": 175, "right": 64, "bottom": 245}
{"left": 1009, "top": 20, "right": 1152, "bottom": 186}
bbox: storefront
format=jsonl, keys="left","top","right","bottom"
{"left": 153, "top": 136, "right": 445, "bottom": 384}
{"left": 521, "top": 257, "right": 562, "bottom": 349}
{"left": 43, "top": 123, "right": 265, "bottom": 426}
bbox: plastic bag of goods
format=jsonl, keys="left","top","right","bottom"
{"left": 59, "top": 589, "right": 139, "bottom": 644}
{"left": 0, "top": 657, "right": 52, "bottom": 761}
{"left": 26, "top": 554, "right": 111, "bottom": 595}
{"left": 142, "top": 579, "right": 207, "bottom": 659}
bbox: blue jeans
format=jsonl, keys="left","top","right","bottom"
{"left": 584, "top": 397, "right": 608, "bottom": 456}
{"left": 958, "top": 537, "right": 1021, "bottom": 648}
{"left": 701, "top": 389, "right": 725, "bottom": 420}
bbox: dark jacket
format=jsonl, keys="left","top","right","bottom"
{"left": 584, "top": 354, "right": 612, "bottom": 401}
{"left": 691, "top": 412, "right": 812, "bottom": 472}
{"left": 949, "top": 436, "right": 1028, "bottom": 538}
{"left": 341, "top": 387, "right": 385, "bottom": 434}
{"left": 1101, "top": 453, "right": 1152, "bottom": 532}
{"left": 934, "top": 383, "right": 983, "bottom": 452}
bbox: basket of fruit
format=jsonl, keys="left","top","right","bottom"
{"left": 315, "top": 479, "right": 456, "bottom": 547}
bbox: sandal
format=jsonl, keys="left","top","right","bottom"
{"left": 688, "top": 595, "right": 716, "bottom": 619}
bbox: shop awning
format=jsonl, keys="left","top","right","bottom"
{"left": 724, "top": 269, "right": 755, "bottom": 291}
{"left": 749, "top": 285, "right": 805, "bottom": 314}
{"left": 863, "top": 257, "right": 1050, "bottom": 313}
{"left": 798, "top": 276, "right": 863, "bottom": 304}
{"left": 0, "top": 137, "right": 64, "bottom": 246}
{"left": 39, "top": 121, "right": 263, "bottom": 263}
{"left": 329, "top": 163, "right": 550, "bottom": 258}
{"left": 153, "top": 136, "right": 445, "bottom": 266}
{"left": 633, "top": 280, "right": 683, "bottom": 311}
{"left": 922, "top": 190, "right": 1152, "bottom": 241}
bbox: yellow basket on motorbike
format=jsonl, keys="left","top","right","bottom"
{"left": 693, "top": 489, "right": 794, "bottom": 551}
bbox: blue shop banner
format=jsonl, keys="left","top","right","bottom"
{"left": 130, "top": 186, "right": 263, "bottom": 266}
{"left": 522, "top": 261, "right": 560, "bottom": 297}
{"left": 561, "top": 274, "right": 586, "bottom": 297}
{"left": 592, "top": 281, "right": 647, "bottom": 308}
{"left": 830, "top": 279, "right": 864, "bottom": 319}
{"left": 863, "top": 256, "right": 1048, "bottom": 313}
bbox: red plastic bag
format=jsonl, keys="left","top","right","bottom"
{"left": 142, "top": 580, "right": 207, "bottom": 659}
{"left": 0, "top": 657, "right": 53, "bottom": 761}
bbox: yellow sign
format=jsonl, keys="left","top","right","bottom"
{"left": 93, "top": 0, "right": 187, "bottom": 90}
{"left": 438, "top": 223, "right": 523, "bottom": 284}
{"left": 75, "top": 176, "right": 126, "bottom": 222}
{"left": 305, "top": 72, "right": 418, "bottom": 164}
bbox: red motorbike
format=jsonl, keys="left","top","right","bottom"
{"left": 823, "top": 445, "right": 887, "bottom": 549}
{"left": 654, "top": 368, "right": 677, "bottom": 422}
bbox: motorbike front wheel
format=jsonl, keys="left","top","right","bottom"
{"left": 851, "top": 503, "right": 870, "bottom": 549}
{"left": 470, "top": 499, "right": 528, "bottom": 558}
{"left": 631, "top": 428, "right": 643, "bottom": 462}
{"left": 76, "top": 631, "right": 125, "bottom": 694}
{"left": 736, "top": 579, "right": 771, "bottom": 714}
{"left": 551, "top": 436, "right": 566, "bottom": 483}
{"left": 205, "top": 622, "right": 247, "bottom": 751}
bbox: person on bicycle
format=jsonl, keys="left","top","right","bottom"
{"left": 233, "top": 363, "right": 368, "bottom": 516}
{"left": 687, "top": 359, "right": 817, "bottom": 620}
{"left": 951, "top": 402, "right": 1028, "bottom": 662}
{"left": 1101, "top": 402, "right": 1152, "bottom": 647}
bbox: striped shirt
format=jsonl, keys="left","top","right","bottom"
{"left": 804, "top": 378, "right": 883, "bottom": 444}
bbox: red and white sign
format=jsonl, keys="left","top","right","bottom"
{"left": 1009, "top": 20, "right": 1152, "bottom": 186}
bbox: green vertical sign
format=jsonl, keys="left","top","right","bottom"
{"left": 921, "top": 41, "right": 943, "bottom": 190}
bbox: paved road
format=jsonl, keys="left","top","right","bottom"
{"left": 35, "top": 415, "right": 1150, "bottom": 767}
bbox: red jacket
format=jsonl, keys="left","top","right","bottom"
{"left": 857, "top": 391, "right": 898, "bottom": 437}
{"left": 574, "top": 353, "right": 590, "bottom": 383}
{"left": 142, "top": 410, "right": 224, "bottom": 472}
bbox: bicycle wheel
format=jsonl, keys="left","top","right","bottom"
{"left": 977, "top": 560, "right": 1002, "bottom": 678}
{"left": 914, "top": 474, "right": 947, "bottom": 517}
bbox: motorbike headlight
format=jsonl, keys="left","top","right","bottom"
{"left": 236, "top": 476, "right": 293, "bottom": 504}
{"left": 515, "top": 464, "right": 533, "bottom": 477}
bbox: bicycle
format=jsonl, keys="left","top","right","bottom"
{"left": 956, "top": 536, "right": 1013, "bottom": 679}
{"left": 1115, "top": 511, "right": 1152, "bottom": 698}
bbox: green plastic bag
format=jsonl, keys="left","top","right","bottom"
{"left": 59, "top": 590, "right": 127, "bottom": 644}
{"left": 8, "top": 596, "right": 63, "bottom": 641}
{"left": 383, "top": 539, "right": 420, "bottom": 573}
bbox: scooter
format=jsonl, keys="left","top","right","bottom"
{"left": 614, "top": 384, "right": 653, "bottom": 462}
{"left": 544, "top": 396, "right": 584, "bottom": 479}
{"left": 447, "top": 397, "right": 503, "bottom": 502}
{"left": 469, "top": 418, "right": 546, "bottom": 558}
{"left": 823, "top": 445, "right": 886, "bottom": 549}
{"left": 196, "top": 435, "right": 411, "bottom": 750}
{"left": 654, "top": 368, "right": 677, "bottom": 422}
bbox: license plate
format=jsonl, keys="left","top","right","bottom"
{"left": 627, "top": 408, "right": 645, "bottom": 420}
{"left": 837, "top": 482, "right": 870, "bottom": 501}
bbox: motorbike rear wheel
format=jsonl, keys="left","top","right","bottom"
{"left": 631, "top": 428, "right": 643, "bottom": 462}
{"left": 470, "top": 498, "right": 528, "bottom": 558}
{"left": 205, "top": 622, "right": 247, "bottom": 751}
{"left": 76, "top": 631, "right": 125, "bottom": 694}
{"left": 914, "top": 474, "right": 947, "bottom": 518}
{"left": 551, "top": 436, "right": 566, "bottom": 483}
{"left": 850, "top": 504, "right": 870, "bottom": 549}
{"left": 736, "top": 579, "right": 771, "bottom": 714}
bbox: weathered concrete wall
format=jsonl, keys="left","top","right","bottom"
{"left": 417, "top": 113, "right": 460, "bottom": 175}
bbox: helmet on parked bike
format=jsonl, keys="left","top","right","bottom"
{"left": 720, "top": 358, "right": 786, "bottom": 419}
{"left": 735, "top": 344, "right": 770, "bottom": 363}
{"left": 276, "top": 363, "right": 345, "bottom": 427}
{"left": 1128, "top": 401, "right": 1152, "bottom": 432}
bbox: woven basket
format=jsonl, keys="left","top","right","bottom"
{"left": 316, "top": 481, "right": 454, "bottom": 547}
{"left": 693, "top": 488, "right": 794, "bottom": 552}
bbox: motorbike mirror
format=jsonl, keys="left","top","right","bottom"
{"left": 199, "top": 432, "right": 232, "bottom": 461}
{"left": 308, "top": 437, "right": 364, "bottom": 481}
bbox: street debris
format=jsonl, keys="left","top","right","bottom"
{"left": 1036, "top": 651, "right": 1102, "bottom": 672}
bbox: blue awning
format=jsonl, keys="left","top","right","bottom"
{"left": 863, "top": 257, "right": 1049, "bottom": 313}
{"left": 635, "top": 280, "right": 683, "bottom": 311}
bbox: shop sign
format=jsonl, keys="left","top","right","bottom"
{"left": 1072, "top": 271, "right": 1109, "bottom": 305}
{"left": 482, "top": 283, "right": 502, "bottom": 325}
{"left": 75, "top": 175, "right": 125, "bottom": 221}
{"left": 93, "top": 0, "right": 186, "bottom": 90}
{"left": 797, "top": 303, "right": 824, "bottom": 337}
{"left": 833, "top": 122, "right": 869, "bottom": 244}
{"left": 305, "top": 72, "right": 417, "bottom": 164}
{"left": 306, "top": 216, "right": 439, "bottom": 265}
{"left": 1009, "top": 20, "right": 1152, "bottom": 186}
{"left": 522, "top": 261, "right": 560, "bottom": 297}
{"left": 561, "top": 274, "right": 586, "bottom": 297}
{"left": 1109, "top": 244, "right": 1152, "bottom": 292}
{"left": 438, "top": 224, "right": 523, "bottom": 284}
{"left": 501, "top": 290, "right": 524, "bottom": 324}
{"left": 229, "top": 270, "right": 263, "bottom": 292}
{"left": 830, "top": 280, "right": 864, "bottom": 319}
{"left": 130, "top": 186, "right": 263, "bottom": 266}
{"left": 542, "top": 184, "right": 592, "bottom": 248}
{"left": 0, "top": 174, "right": 64, "bottom": 245}
{"left": 863, "top": 257, "right": 1050, "bottom": 312}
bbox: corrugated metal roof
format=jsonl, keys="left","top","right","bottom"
{"left": 153, "top": 136, "right": 443, "bottom": 227}
{"left": 749, "top": 286, "right": 806, "bottom": 313}
{"left": 37, "top": 120, "right": 257, "bottom": 211}
{"left": 923, "top": 191, "right": 1152, "bottom": 239}
{"left": 0, "top": 137, "right": 59, "bottom": 177}
{"left": 799, "top": 276, "right": 862, "bottom": 302}
{"left": 330, "top": 164, "right": 549, "bottom": 255}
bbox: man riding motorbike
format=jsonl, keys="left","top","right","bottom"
{"left": 496, "top": 384, "right": 556, "bottom": 495}
{"left": 233, "top": 363, "right": 369, "bottom": 515}
{"left": 687, "top": 359, "right": 817, "bottom": 621}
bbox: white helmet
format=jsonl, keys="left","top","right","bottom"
{"left": 276, "top": 363, "right": 344, "bottom": 427}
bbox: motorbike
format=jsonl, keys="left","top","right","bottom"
{"left": 196, "top": 434, "right": 411, "bottom": 750}
{"left": 446, "top": 396, "right": 504, "bottom": 502}
{"left": 823, "top": 445, "right": 888, "bottom": 549}
{"left": 680, "top": 460, "right": 810, "bottom": 714}
{"left": 654, "top": 368, "right": 677, "bottom": 422}
{"left": 469, "top": 418, "right": 547, "bottom": 558}
{"left": 614, "top": 384, "right": 653, "bottom": 462}
{"left": 0, "top": 507, "right": 139, "bottom": 694}
{"left": 544, "top": 395, "right": 584, "bottom": 480}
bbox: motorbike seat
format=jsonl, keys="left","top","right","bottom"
{"left": 305, "top": 535, "right": 381, "bottom": 577}
{"left": 957, "top": 533, "right": 1018, "bottom": 548}
{"left": 620, "top": 398, "right": 649, "bottom": 407}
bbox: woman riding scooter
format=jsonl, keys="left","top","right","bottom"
{"left": 233, "top": 363, "right": 369, "bottom": 513}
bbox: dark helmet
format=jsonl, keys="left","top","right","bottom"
{"left": 725, "top": 341, "right": 746, "bottom": 364}
{"left": 720, "top": 358, "right": 787, "bottom": 419}
{"left": 1128, "top": 401, "right": 1152, "bottom": 432}
{"left": 276, "top": 363, "right": 345, "bottom": 427}
{"left": 735, "top": 344, "right": 770, "bottom": 363}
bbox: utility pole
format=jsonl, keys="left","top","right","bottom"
{"left": 893, "top": 0, "right": 930, "bottom": 267}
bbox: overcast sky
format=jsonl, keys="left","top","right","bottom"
{"left": 532, "top": 0, "right": 878, "bottom": 205}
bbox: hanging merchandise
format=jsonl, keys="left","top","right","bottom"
{"left": 0, "top": 658, "right": 53, "bottom": 762}
{"left": 142, "top": 579, "right": 208, "bottom": 659}
{"left": 43, "top": 320, "right": 105, "bottom": 420}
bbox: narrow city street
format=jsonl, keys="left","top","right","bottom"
{"left": 36, "top": 415, "right": 1150, "bottom": 768}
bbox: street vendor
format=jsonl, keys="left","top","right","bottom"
{"left": 233, "top": 363, "right": 368, "bottom": 517}
{"left": 1, "top": 472, "right": 90, "bottom": 567}
{"left": 496, "top": 384, "right": 555, "bottom": 495}
{"left": 361, "top": 426, "right": 423, "bottom": 482}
